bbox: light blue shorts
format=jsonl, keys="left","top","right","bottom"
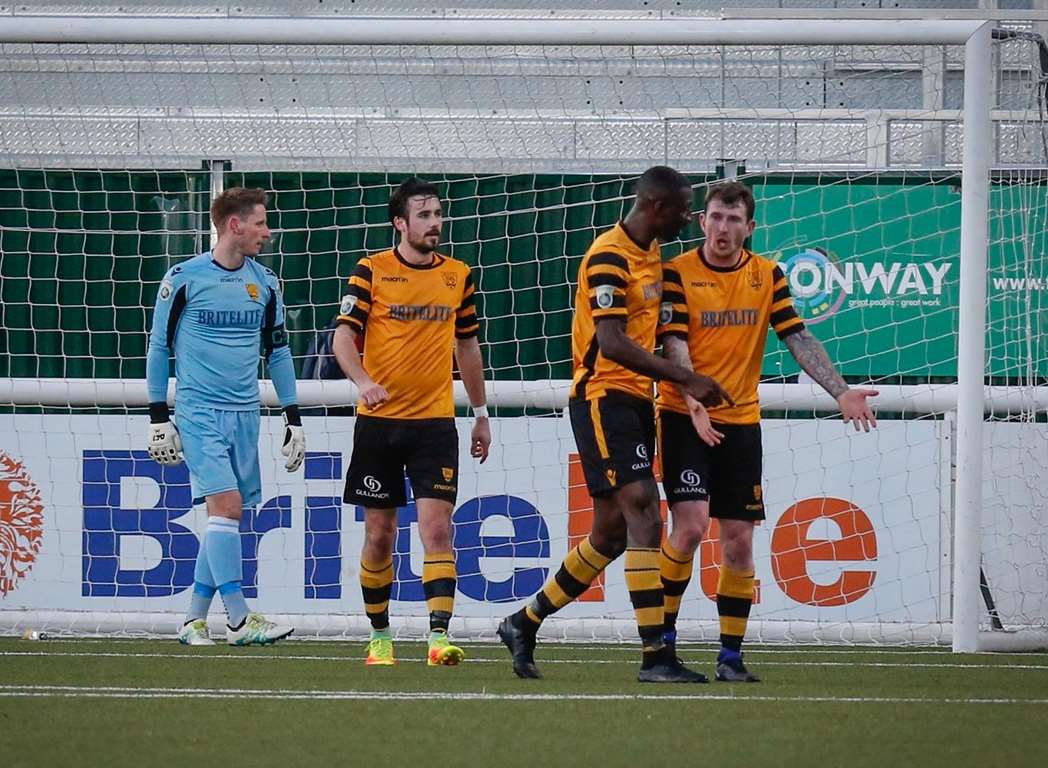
{"left": 176, "top": 404, "right": 261, "bottom": 507}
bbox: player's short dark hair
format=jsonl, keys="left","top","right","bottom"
{"left": 705, "top": 181, "right": 755, "bottom": 221}
{"left": 635, "top": 165, "right": 692, "bottom": 200}
{"left": 389, "top": 177, "right": 442, "bottom": 223}
{"left": 210, "top": 187, "right": 268, "bottom": 231}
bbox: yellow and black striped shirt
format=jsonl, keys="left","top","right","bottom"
{"left": 337, "top": 248, "right": 479, "bottom": 419}
{"left": 570, "top": 222, "right": 663, "bottom": 402}
{"left": 657, "top": 247, "right": 804, "bottom": 424}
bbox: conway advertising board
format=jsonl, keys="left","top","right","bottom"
{"left": 755, "top": 180, "right": 1048, "bottom": 379}
{"left": 1, "top": 415, "right": 951, "bottom": 631}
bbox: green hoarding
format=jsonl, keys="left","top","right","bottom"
{"left": 755, "top": 178, "right": 1047, "bottom": 379}
{"left": 1, "top": 170, "right": 1044, "bottom": 382}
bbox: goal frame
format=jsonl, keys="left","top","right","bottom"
{"left": 0, "top": 15, "right": 1003, "bottom": 651}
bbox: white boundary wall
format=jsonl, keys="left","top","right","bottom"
{"left": 1, "top": 414, "right": 1045, "bottom": 649}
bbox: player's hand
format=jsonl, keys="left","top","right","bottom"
{"left": 837, "top": 388, "right": 879, "bottom": 432}
{"left": 148, "top": 421, "right": 183, "bottom": 466}
{"left": 682, "top": 372, "right": 734, "bottom": 409}
{"left": 685, "top": 396, "right": 724, "bottom": 447}
{"left": 470, "top": 417, "right": 491, "bottom": 464}
{"left": 358, "top": 379, "right": 390, "bottom": 410}
{"left": 281, "top": 406, "right": 306, "bottom": 472}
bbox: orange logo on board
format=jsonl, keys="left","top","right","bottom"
{"left": 0, "top": 451, "right": 44, "bottom": 596}
{"left": 770, "top": 497, "right": 877, "bottom": 607}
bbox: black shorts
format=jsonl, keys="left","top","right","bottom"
{"left": 569, "top": 390, "right": 656, "bottom": 498}
{"left": 343, "top": 416, "right": 459, "bottom": 507}
{"left": 658, "top": 410, "right": 764, "bottom": 521}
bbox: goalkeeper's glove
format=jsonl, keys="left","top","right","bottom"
{"left": 147, "top": 402, "right": 183, "bottom": 466}
{"left": 281, "top": 405, "right": 306, "bottom": 472}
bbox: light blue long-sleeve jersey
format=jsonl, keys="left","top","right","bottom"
{"left": 146, "top": 252, "right": 297, "bottom": 410}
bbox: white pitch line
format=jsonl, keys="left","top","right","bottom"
{"left": 1, "top": 683, "right": 1046, "bottom": 705}
{"left": 13, "top": 640, "right": 1045, "bottom": 658}
{"left": 2, "top": 650, "right": 1047, "bottom": 670}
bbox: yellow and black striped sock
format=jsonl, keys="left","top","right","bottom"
{"left": 523, "top": 536, "right": 613, "bottom": 627}
{"left": 659, "top": 541, "right": 694, "bottom": 634}
{"left": 625, "top": 547, "right": 665, "bottom": 650}
{"left": 717, "top": 564, "right": 755, "bottom": 652}
{"left": 360, "top": 554, "right": 394, "bottom": 631}
{"left": 422, "top": 552, "right": 457, "bottom": 633}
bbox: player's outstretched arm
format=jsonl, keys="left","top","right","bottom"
{"left": 455, "top": 335, "right": 491, "bottom": 464}
{"left": 145, "top": 270, "right": 183, "bottom": 466}
{"left": 783, "top": 329, "right": 878, "bottom": 432}
{"left": 595, "top": 318, "right": 733, "bottom": 408}
{"left": 332, "top": 324, "right": 388, "bottom": 409}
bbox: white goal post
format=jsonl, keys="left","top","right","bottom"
{"left": 1, "top": 14, "right": 1044, "bottom": 652}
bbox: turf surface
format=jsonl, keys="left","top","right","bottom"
{"left": 1, "top": 637, "right": 1046, "bottom": 767}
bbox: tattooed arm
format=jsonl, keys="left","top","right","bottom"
{"left": 661, "top": 336, "right": 724, "bottom": 446}
{"left": 783, "top": 329, "right": 848, "bottom": 398}
{"left": 783, "top": 329, "right": 878, "bottom": 432}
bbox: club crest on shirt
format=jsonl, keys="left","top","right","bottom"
{"left": 442, "top": 271, "right": 458, "bottom": 289}
{"left": 245, "top": 283, "right": 260, "bottom": 301}
{"left": 442, "top": 467, "right": 455, "bottom": 482}
{"left": 747, "top": 261, "right": 764, "bottom": 291}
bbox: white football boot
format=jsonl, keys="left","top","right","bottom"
{"left": 178, "top": 619, "right": 215, "bottom": 646}
{"left": 226, "top": 613, "right": 294, "bottom": 646}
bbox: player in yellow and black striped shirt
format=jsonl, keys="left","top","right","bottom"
{"left": 656, "top": 182, "right": 878, "bottom": 682}
{"left": 498, "top": 166, "right": 731, "bottom": 684}
{"left": 332, "top": 178, "right": 490, "bottom": 669}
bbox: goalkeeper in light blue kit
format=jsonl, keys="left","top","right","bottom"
{"left": 146, "top": 187, "right": 306, "bottom": 646}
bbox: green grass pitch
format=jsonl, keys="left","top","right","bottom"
{"left": 1, "top": 637, "right": 1046, "bottom": 767}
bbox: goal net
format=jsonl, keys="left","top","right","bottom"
{"left": 0, "top": 12, "right": 1045, "bottom": 649}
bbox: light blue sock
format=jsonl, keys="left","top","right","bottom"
{"left": 185, "top": 537, "right": 218, "bottom": 623}
{"left": 218, "top": 582, "right": 249, "bottom": 628}
{"left": 186, "top": 584, "right": 217, "bottom": 623}
{"left": 205, "top": 516, "right": 249, "bottom": 628}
